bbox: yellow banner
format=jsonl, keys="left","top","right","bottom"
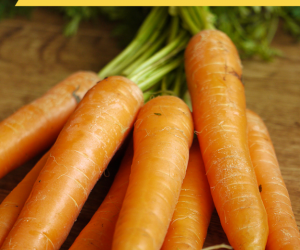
{"left": 15, "top": 0, "right": 300, "bottom": 6}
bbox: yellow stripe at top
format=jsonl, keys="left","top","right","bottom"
{"left": 15, "top": 0, "right": 300, "bottom": 6}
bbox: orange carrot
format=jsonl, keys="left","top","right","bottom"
{"left": 69, "top": 141, "right": 134, "bottom": 250}
{"left": 185, "top": 29, "right": 268, "bottom": 249}
{"left": 0, "top": 151, "right": 49, "bottom": 247}
{"left": 0, "top": 76, "right": 143, "bottom": 250}
{"left": 112, "top": 95, "right": 194, "bottom": 250}
{"left": 161, "top": 138, "right": 214, "bottom": 250}
{"left": 246, "top": 109, "right": 300, "bottom": 249}
{"left": 0, "top": 71, "right": 100, "bottom": 179}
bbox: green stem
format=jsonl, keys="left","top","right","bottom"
{"left": 172, "top": 64, "right": 184, "bottom": 97}
{"left": 135, "top": 56, "right": 183, "bottom": 92}
{"left": 161, "top": 71, "right": 176, "bottom": 95}
{"left": 122, "top": 32, "right": 168, "bottom": 76}
{"left": 183, "top": 90, "right": 192, "bottom": 112}
{"left": 98, "top": 39, "right": 139, "bottom": 78}
{"left": 168, "top": 6, "right": 179, "bottom": 16}
{"left": 180, "top": 7, "right": 200, "bottom": 35}
{"left": 143, "top": 91, "right": 153, "bottom": 102}
{"left": 197, "top": 7, "right": 216, "bottom": 30}
{"left": 98, "top": 7, "right": 167, "bottom": 78}
{"left": 128, "top": 30, "right": 189, "bottom": 78}
{"left": 179, "top": 7, "right": 215, "bottom": 35}
{"left": 109, "top": 12, "right": 169, "bottom": 76}
{"left": 134, "top": 7, "right": 167, "bottom": 41}
{"left": 189, "top": 7, "right": 203, "bottom": 30}
{"left": 160, "top": 15, "right": 181, "bottom": 95}
{"left": 161, "top": 76, "right": 168, "bottom": 95}
{"left": 267, "top": 16, "right": 279, "bottom": 43}
{"left": 167, "top": 16, "right": 180, "bottom": 44}
{"left": 129, "top": 38, "right": 187, "bottom": 84}
{"left": 143, "top": 84, "right": 161, "bottom": 102}
{"left": 64, "top": 15, "right": 81, "bottom": 36}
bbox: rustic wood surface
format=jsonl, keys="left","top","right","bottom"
{"left": 0, "top": 8, "right": 299, "bottom": 249}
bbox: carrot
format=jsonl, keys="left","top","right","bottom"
{"left": 112, "top": 95, "right": 194, "bottom": 250}
{"left": 246, "top": 109, "right": 300, "bottom": 249}
{"left": 184, "top": 29, "right": 268, "bottom": 249}
{"left": 0, "top": 71, "right": 100, "bottom": 179}
{"left": 0, "top": 151, "right": 49, "bottom": 247}
{"left": 69, "top": 141, "right": 134, "bottom": 250}
{"left": 161, "top": 138, "right": 214, "bottom": 250}
{"left": 0, "top": 76, "right": 143, "bottom": 250}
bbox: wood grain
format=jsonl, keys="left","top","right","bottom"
{"left": 0, "top": 8, "right": 299, "bottom": 249}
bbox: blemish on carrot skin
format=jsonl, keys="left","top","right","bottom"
{"left": 72, "top": 86, "right": 81, "bottom": 103}
{"left": 229, "top": 70, "right": 242, "bottom": 81}
{"left": 154, "top": 113, "right": 162, "bottom": 116}
{"left": 241, "top": 75, "right": 245, "bottom": 86}
{"left": 103, "top": 169, "right": 110, "bottom": 177}
{"left": 259, "top": 184, "right": 262, "bottom": 193}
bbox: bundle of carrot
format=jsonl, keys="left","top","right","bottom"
{"left": 0, "top": 7, "right": 189, "bottom": 249}
{"left": 0, "top": 6, "right": 299, "bottom": 250}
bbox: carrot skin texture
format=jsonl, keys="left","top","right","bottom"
{"left": 112, "top": 96, "right": 194, "bottom": 250}
{"left": 161, "top": 139, "right": 214, "bottom": 250}
{"left": 185, "top": 30, "right": 268, "bottom": 249}
{"left": 69, "top": 141, "right": 134, "bottom": 250}
{"left": 0, "top": 151, "right": 50, "bottom": 247}
{"left": 1, "top": 76, "right": 143, "bottom": 250}
{"left": 0, "top": 71, "right": 100, "bottom": 178}
{"left": 246, "top": 109, "right": 300, "bottom": 250}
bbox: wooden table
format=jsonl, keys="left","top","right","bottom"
{"left": 0, "top": 8, "right": 299, "bottom": 249}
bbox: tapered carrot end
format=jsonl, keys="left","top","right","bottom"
{"left": 246, "top": 108, "right": 300, "bottom": 250}
{"left": 161, "top": 139, "right": 214, "bottom": 250}
{"left": 223, "top": 209, "right": 268, "bottom": 250}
